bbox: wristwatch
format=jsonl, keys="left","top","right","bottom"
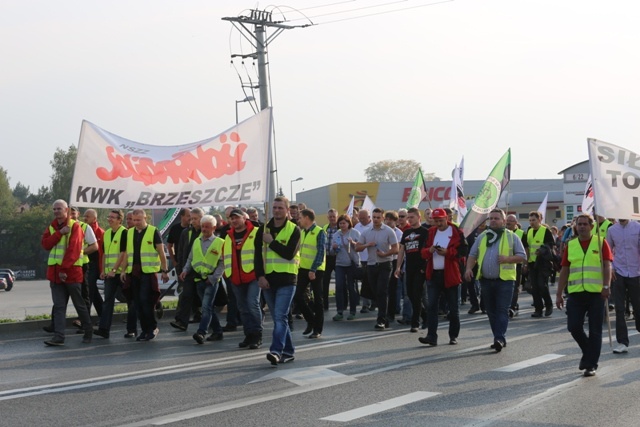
{"left": 603, "top": 285, "right": 610, "bottom": 290}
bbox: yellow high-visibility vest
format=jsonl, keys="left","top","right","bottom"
{"left": 126, "top": 226, "right": 160, "bottom": 274}
{"left": 264, "top": 221, "right": 299, "bottom": 275}
{"left": 191, "top": 236, "right": 224, "bottom": 282}
{"left": 223, "top": 227, "right": 257, "bottom": 277}
{"left": 567, "top": 236, "right": 604, "bottom": 293}
{"left": 527, "top": 226, "right": 548, "bottom": 262}
{"left": 103, "top": 226, "right": 126, "bottom": 274}
{"left": 476, "top": 230, "right": 517, "bottom": 280}
{"left": 299, "top": 224, "right": 326, "bottom": 271}
{"left": 48, "top": 220, "right": 84, "bottom": 267}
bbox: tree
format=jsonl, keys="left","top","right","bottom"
{"left": 364, "top": 159, "right": 440, "bottom": 182}
{"left": 0, "top": 205, "right": 50, "bottom": 277}
{"left": 0, "top": 167, "right": 16, "bottom": 219}
{"left": 50, "top": 145, "right": 78, "bottom": 202}
{"left": 28, "top": 185, "right": 53, "bottom": 207}
{"left": 12, "top": 182, "right": 31, "bottom": 204}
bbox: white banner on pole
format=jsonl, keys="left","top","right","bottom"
{"left": 537, "top": 193, "right": 548, "bottom": 223}
{"left": 587, "top": 138, "right": 640, "bottom": 220}
{"left": 581, "top": 174, "right": 594, "bottom": 215}
{"left": 70, "top": 108, "right": 272, "bottom": 208}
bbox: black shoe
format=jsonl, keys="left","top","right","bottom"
{"left": 206, "top": 333, "right": 224, "bottom": 342}
{"left": 544, "top": 307, "right": 553, "bottom": 317}
{"left": 419, "top": 336, "right": 437, "bottom": 346}
{"left": 170, "top": 320, "right": 187, "bottom": 331}
{"left": 44, "top": 338, "right": 64, "bottom": 347}
{"left": 584, "top": 368, "right": 596, "bottom": 377}
{"left": 493, "top": 340, "right": 504, "bottom": 352}
{"left": 309, "top": 332, "right": 322, "bottom": 339}
{"left": 449, "top": 338, "right": 458, "bottom": 345}
{"left": 72, "top": 319, "right": 82, "bottom": 329}
{"left": 295, "top": 314, "right": 303, "bottom": 320}
{"left": 192, "top": 333, "right": 205, "bottom": 344}
{"left": 490, "top": 341, "right": 507, "bottom": 350}
{"left": 136, "top": 332, "right": 148, "bottom": 341}
{"left": 279, "top": 354, "right": 295, "bottom": 364}
{"left": 146, "top": 328, "right": 159, "bottom": 340}
{"left": 267, "top": 352, "right": 280, "bottom": 366}
{"left": 249, "top": 338, "right": 262, "bottom": 350}
{"left": 302, "top": 324, "right": 313, "bottom": 335}
{"left": 93, "top": 328, "right": 109, "bottom": 339}
{"left": 531, "top": 312, "right": 543, "bottom": 318}
{"left": 222, "top": 324, "right": 237, "bottom": 332}
{"left": 239, "top": 336, "right": 250, "bottom": 348}
{"left": 82, "top": 332, "right": 92, "bottom": 344}
{"left": 374, "top": 323, "right": 386, "bottom": 330}
{"left": 124, "top": 331, "right": 136, "bottom": 338}
{"left": 360, "top": 306, "right": 370, "bottom": 314}
{"left": 468, "top": 307, "right": 480, "bottom": 314}
{"left": 43, "top": 325, "right": 54, "bottom": 333}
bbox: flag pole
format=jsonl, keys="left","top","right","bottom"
{"left": 588, "top": 146, "right": 613, "bottom": 349}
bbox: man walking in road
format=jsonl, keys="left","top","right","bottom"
{"left": 465, "top": 209, "right": 526, "bottom": 352}
{"left": 556, "top": 214, "right": 612, "bottom": 376}
{"left": 255, "top": 196, "right": 301, "bottom": 365}
{"left": 41, "top": 200, "right": 93, "bottom": 346}
{"left": 606, "top": 218, "right": 640, "bottom": 354}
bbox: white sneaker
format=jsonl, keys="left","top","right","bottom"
{"left": 613, "top": 344, "right": 628, "bottom": 354}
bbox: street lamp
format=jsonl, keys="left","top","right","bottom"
{"left": 290, "top": 177, "right": 303, "bottom": 201}
{"left": 235, "top": 96, "right": 255, "bottom": 124}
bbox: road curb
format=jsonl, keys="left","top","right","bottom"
{"left": 0, "top": 309, "right": 177, "bottom": 333}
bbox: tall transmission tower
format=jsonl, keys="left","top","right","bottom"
{"left": 222, "top": 9, "right": 308, "bottom": 203}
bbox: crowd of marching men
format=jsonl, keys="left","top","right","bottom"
{"left": 41, "top": 198, "right": 639, "bottom": 373}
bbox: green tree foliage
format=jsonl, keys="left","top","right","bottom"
{"left": 12, "top": 182, "right": 30, "bottom": 204}
{"left": 364, "top": 160, "right": 439, "bottom": 182}
{"left": 28, "top": 185, "right": 53, "bottom": 207}
{"left": 0, "top": 167, "right": 16, "bottom": 219}
{"left": 50, "top": 145, "right": 78, "bottom": 203}
{"left": 0, "top": 205, "right": 50, "bottom": 274}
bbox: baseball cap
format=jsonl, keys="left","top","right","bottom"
{"left": 228, "top": 208, "right": 244, "bottom": 218}
{"left": 431, "top": 208, "right": 447, "bottom": 219}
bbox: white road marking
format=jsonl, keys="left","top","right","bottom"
{"left": 493, "top": 354, "right": 564, "bottom": 372}
{"left": 249, "top": 363, "right": 354, "bottom": 386}
{"left": 320, "top": 391, "right": 440, "bottom": 422}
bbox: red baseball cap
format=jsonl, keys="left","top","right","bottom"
{"left": 431, "top": 208, "right": 447, "bottom": 219}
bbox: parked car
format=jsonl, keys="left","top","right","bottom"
{"left": 0, "top": 272, "right": 13, "bottom": 291}
{"left": 0, "top": 268, "right": 15, "bottom": 281}
{"left": 0, "top": 277, "right": 6, "bottom": 290}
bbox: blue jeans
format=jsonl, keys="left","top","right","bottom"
{"left": 99, "top": 276, "right": 121, "bottom": 331}
{"left": 426, "top": 270, "right": 460, "bottom": 342}
{"left": 196, "top": 280, "right": 222, "bottom": 335}
{"left": 480, "top": 279, "right": 514, "bottom": 344}
{"left": 567, "top": 291, "right": 605, "bottom": 370}
{"left": 335, "top": 264, "right": 359, "bottom": 314}
{"left": 263, "top": 284, "right": 296, "bottom": 356}
{"left": 231, "top": 279, "right": 263, "bottom": 334}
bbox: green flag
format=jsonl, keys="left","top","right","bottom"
{"left": 406, "top": 168, "right": 429, "bottom": 209}
{"left": 460, "top": 149, "right": 511, "bottom": 237}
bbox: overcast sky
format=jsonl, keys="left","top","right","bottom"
{"left": 2, "top": 0, "right": 639, "bottom": 200}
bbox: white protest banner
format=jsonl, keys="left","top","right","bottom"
{"left": 581, "top": 174, "right": 594, "bottom": 215}
{"left": 70, "top": 108, "right": 272, "bottom": 208}
{"left": 588, "top": 138, "right": 640, "bottom": 220}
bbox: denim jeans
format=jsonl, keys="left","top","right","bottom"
{"left": 480, "top": 279, "right": 514, "bottom": 344}
{"left": 426, "top": 270, "right": 460, "bottom": 342}
{"left": 196, "top": 280, "right": 222, "bottom": 335}
{"left": 367, "top": 261, "right": 393, "bottom": 324}
{"left": 131, "top": 273, "right": 157, "bottom": 334}
{"left": 99, "top": 276, "right": 121, "bottom": 331}
{"left": 567, "top": 291, "right": 605, "bottom": 370}
{"left": 613, "top": 275, "right": 640, "bottom": 346}
{"left": 231, "top": 279, "right": 263, "bottom": 334}
{"left": 335, "top": 264, "right": 359, "bottom": 314}
{"left": 50, "top": 282, "right": 92, "bottom": 341}
{"left": 295, "top": 268, "right": 325, "bottom": 333}
{"left": 263, "top": 284, "right": 296, "bottom": 356}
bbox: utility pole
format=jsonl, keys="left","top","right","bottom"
{"left": 222, "top": 9, "right": 306, "bottom": 205}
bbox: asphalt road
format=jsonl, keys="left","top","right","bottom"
{"left": 1, "top": 291, "right": 639, "bottom": 427}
